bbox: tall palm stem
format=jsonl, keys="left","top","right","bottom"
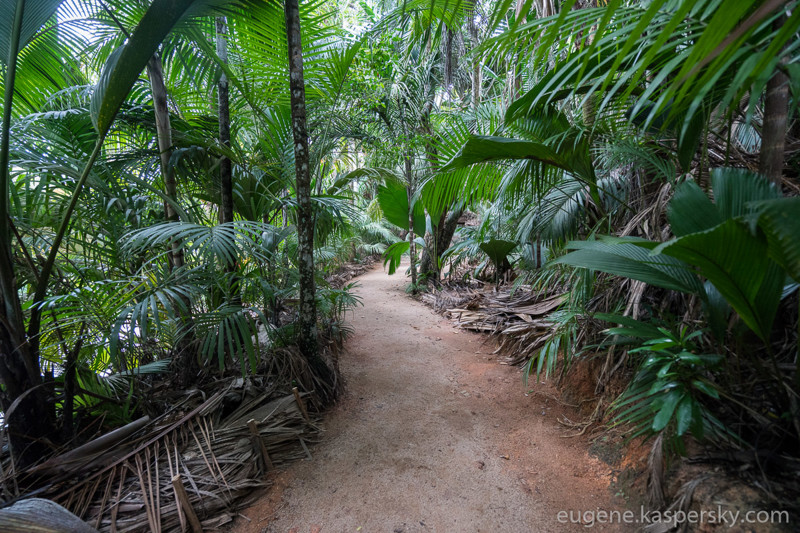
{"left": 285, "top": 0, "right": 320, "bottom": 362}
{"left": 146, "top": 55, "right": 185, "bottom": 269}
{"left": 759, "top": 18, "right": 789, "bottom": 186}
{"left": 0, "top": 0, "right": 27, "bottom": 363}
{"left": 216, "top": 16, "right": 234, "bottom": 227}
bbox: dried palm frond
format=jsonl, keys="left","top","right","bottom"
{"left": 422, "top": 283, "right": 564, "bottom": 366}
{"left": 1, "top": 381, "right": 322, "bottom": 533}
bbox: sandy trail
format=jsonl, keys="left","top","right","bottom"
{"left": 232, "top": 263, "right": 629, "bottom": 533}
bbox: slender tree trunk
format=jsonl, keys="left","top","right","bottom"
{"left": 759, "top": 21, "right": 789, "bottom": 187}
{"left": 146, "top": 54, "right": 197, "bottom": 384}
{"left": 468, "top": 9, "right": 481, "bottom": 109}
{"left": 405, "top": 154, "right": 418, "bottom": 288}
{"left": 0, "top": 0, "right": 32, "bottom": 407}
{"left": 444, "top": 28, "right": 454, "bottom": 90}
{"left": 216, "top": 17, "right": 235, "bottom": 227}
{"left": 146, "top": 55, "right": 184, "bottom": 269}
{"left": 534, "top": 0, "right": 555, "bottom": 17}
{"left": 216, "top": 16, "right": 242, "bottom": 318}
{"left": 60, "top": 324, "right": 86, "bottom": 441}
{"left": 397, "top": 97, "right": 417, "bottom": 289}
{"left": 510, "top": 0, "right": 528, "bottom": 99}
{"left": 0, "top": 327, "right": 53, "bottom": 466}
{"left": 285, "top": 0, "right": 325, "bottom": 369}
{"left": 0, "top": 0, "right": 55, "bottom": 466}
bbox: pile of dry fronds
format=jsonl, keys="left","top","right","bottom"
{"left": 422, "top": 284, "right": 565, "bottom": 365}
{"left": 0, "top": 342, "right": 343, "bottom": 532}
{"left": 325, "top": 256, "right": 378, "bottom": 289}
{"left": 1, "top": 376, "right": 319, "bottom": 532}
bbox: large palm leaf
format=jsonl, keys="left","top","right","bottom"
{"left": 556, "top": 169, "right": 789, "bottom": 342}
{"left": 496, "top": 0, "right": 799, "bottom": 167}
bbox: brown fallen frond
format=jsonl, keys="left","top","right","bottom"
{"left": 1, "top": 380, "right": 324, "bottom": 533}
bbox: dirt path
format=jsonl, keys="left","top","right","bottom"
{"left": 232, "top": 263, "right": 630, "bottom": 533}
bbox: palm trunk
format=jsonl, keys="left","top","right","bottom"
{"left": 146, "top": 55, "right": 197, "bottom": 385}
{"left": 216, "top": 17, "right": 235, "bottom": 227}
{"left": 468, "top": 9, "right": 481, "bottom": 109}
{"left": 285, "top": 0, "right": 323, "bottom": 368}
{"left": 398, "top": 98, "right": 417, "bottom": 290}
{"left": 405, "top": 154, "right": 418, "bottom": 289}
{"left": 0, "top": 0, "right": 31, "bottom": 404}
{"left": 511, "top": 0, "right": 528, "bottom": 99}
{"left": 759, "top": 25, "right": 789, "bottom": 187}
{"left": 418, "top": 117, "right": 460, "bottom": 282}
{"left": 420, "top": 209, "right": 462, "bottom": 280}
{"left": 61, "top": 324, "right": 86, "bottom": 441}
{"left": 0, "top": 0, "right": 55, "bottom": 465}
{"left": 146, "top": 55, "right": 184, "bottom": 269}
{"left": 444, "top": 28, "right": 454, "bottom": 90}
{"left": 216, "top": 17, "right": 242, "bottom": 316}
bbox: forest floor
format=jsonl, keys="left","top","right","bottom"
{"left": 230, "top": 261, "right": 632, "bottom": 533}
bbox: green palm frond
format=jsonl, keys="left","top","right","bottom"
{"left": 123, "top": 220, "right": 280, "bottom": 266}
{"left": 195, "top": 303, "right": 266, "bottom": 373}
{"left": 516, "top": 175, "right": 585, "bottom": 242}
{"left": 496, "top": 0, "right": 799, "bottom": 162}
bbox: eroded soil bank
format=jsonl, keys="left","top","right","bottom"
{"left": 232, "top": 263, "right": 631, "bottom": 532}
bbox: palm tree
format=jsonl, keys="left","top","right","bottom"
{"left": 0, "top": 0, "right": 237, "bottom": 465}
{"left": 285, "top": 0, "right": 323, "bottom": 368}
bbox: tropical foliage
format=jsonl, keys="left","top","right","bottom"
{"left": 0, "top": 0, "right": 418, "bottom": 464}
{"left": 0, "top": 0, "right": 798, "bottom": 517}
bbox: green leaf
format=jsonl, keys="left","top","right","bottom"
{"left": 478, "top": 239, "right": 517, "bottom": 269}
{"left": 675, "top": 351, "right": 703, "bottom": 365}
{"left": 676, "top": 107, "right": 706, "bottom": 172}
{"left": 750, "top": 197, "right": 800, "bottom": 282}
{"left": 654, "top": 219, "right": 784, "bottom": 342}
{"left": 595, "top": 313, "right": 665, "bottom": 340}
{"left": 692, "top": 379, "right": 719, "bottom": 400}
{"left": 690, "top": 401, "right": 704, "bottom": 439}
{"left": 506, "top": 47, "right": 617, "bottom": 122}
{"left": 377, "top": 179, "right": 426, "bottom": 236}
{"left": 656, "top": 362, "right": 673, "bottom": 379}
{"left": 556, "top": 239, "right": 703, "bottom": 294}
{"left": 653, "top": 389, "right": 683, "bottom": 432}
{"left": 710, "top": 168, "right": 780, "bottom": 220}
{"left": 674, "top": 395, "right": 694, "bottom": 436}
{"left": 441, "top": 135, "right": 568, "bottom": 172}
{"left": 668, "top": 170, "right": 777, "bottom": 237}
{"left": 702, "top": 280, "right": 731, "bottom": 341}
{"left": 0, "top": 0, "right": 63, "bottom": 64}
{"left": 91, "top": 0, "right": 226, "bottom": 135}
{"left": 359, "top": 0, "right": 376, "bottom": 21}
{"left": 383, "top": 241, "right": 410, "bottom": 275}
{"left": 668, "top": 180, "right": 721, "bottom": 237}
